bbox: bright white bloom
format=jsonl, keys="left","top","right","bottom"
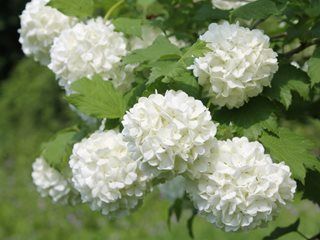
{"left": 129, "top": 25, "right": 188, "bottom": 50}
{"left": 190, "top": 22, "right": 278, "bottom": 109}
{"left": 49, "top": 17, "right": 131, "bottom": 93}
{"left": 69, "top": 130, "right": 149, "bottom": 218}
{"left": 32, "top": 157, "right": 71, "bottom": 204}
{"left": 122, "top": 90, "right": 217, "bottom": 180}
{"left": 211, "top": 0, "right": 256, "bottom": 10}
{"left": 19, "top": 0, "right": 76, "bottom": 65}
{"left": 186, "top": 137, "right": 296, "bottom": 232}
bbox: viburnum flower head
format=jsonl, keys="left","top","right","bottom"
{"left": 32, "top": 157, "right": 71, "bottom": 203}
{"left": 122, "top": 90, "right": 217, "bottom": 180}
{"left": 19, "top": 0, "right": 77, "bottom": 65}
{"left": 69, "top": 130, "right": 149, "bottom": 218}
{"left": 190, "top": 22, "right": 278, "bottom": 109}
{"left": 49, "top": 17, "right": 130, "bottom": 94}
{"left": 211, "top": 0, "right": 256, "bottom": 10}
{"left": 186, "top": 137, "right": 296, "bottom": 232}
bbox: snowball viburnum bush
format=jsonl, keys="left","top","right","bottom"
{"left": 49, "top": 17, "right": 130, "bottom": 94}
{"left": 186, "top": 137, "right": 296, "bottom": 231}
{"left": 21, "top": 0, "right": 320, "bottom": 237}
{"left": 122, "top": 90, "right": 217, "bottom": 180}
{"left": 69, "top": 130, "right": 150, "bottom": 218}
{"left": 32, "top": 157, "right": 72, "bottom": 204}
{"left": 190, "top": 22, "right": 278, "bottom": 109}
{"left": 19, "top": 0, "right": 77, "bottom": 65}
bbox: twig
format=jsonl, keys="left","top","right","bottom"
{"left": 271, "top": 33, "right": 288, "bottom": 40}
{"left": 104, "top": 0, "right": 124, "bottom": 20}
{"left": 282, "top": 39, "right": 320, "bottom": 58}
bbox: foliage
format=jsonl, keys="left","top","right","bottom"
{"left": 7, "top": 0, "right": 320, "bottom": 238}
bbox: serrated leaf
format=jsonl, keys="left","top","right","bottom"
{"left": 66, "top": 75, "right": 126, "bottom": 119}
{"left": 263, "top": 219, "right": 300, "bottom": 240}
{"left": 48, "top": 0, "right": 94, "bottom": 18}
{"left": 113, "top": 18, "right": 143, "bottom": 37}
{"left": 180, "top": 40, "right": 210, "bottom": 66}
{"left": 231, "top": 0, "right": 279, "bottom": 20}
{"left": 215, "top": 97, "right": 278, "bottom": 140}
{"left": 264, "top": 64, "right": 310, "bottom": 109}
{"left": 307, "top": 48, "right": 320, "bottom": 87}
{"left": 260, "top": 128, "right": 320, "bottom": 183}
{"left": 123, "top": 36, "right": 181, "bottom": 64}
{"left": 41, "top": 127, "right": 86, "bottom": 171}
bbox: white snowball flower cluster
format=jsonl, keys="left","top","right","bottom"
{"left": 32, "top": 157, "right": 71, "bottom": 204}
{"left": 69, "top": 130, "right": 149, "bottom": 218}
{"left": 190, "top": 22, "right": 278, "bottom": 109}
{"left": 211, "top": 0, "right": 256, "bottom": 10}
{"left": 186, "top": 137, "right": 296, "bottom": 232}
{"left": 49, "top": 17, "right": 131, "bottom": 94}
{"left": 122, "top": 90, "right": 218, "bottom": 180}
{"left": 19, "top": 0, "right": 77, "bottom": 66}
{"left": 129, "top": 25, "right": 188, "bottom": 51}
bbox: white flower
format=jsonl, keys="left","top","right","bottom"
{"left": 186, "top": 137, "right": 296, "bottom": 232}
{"left": 190, "top": 22, "right": 278, "bottom": 109}
{"left": 211, "top": 0, "right": 256, "bottom": 10}
{"left": 122, "top": 90, "right": 217, "bottom": 180}
{"left": 49, "top": 17, "right": 131, "bottom": 94}
{"left": 19, "top": 0, "right": 77, "bottom": 65}
{"left": 69, "top": 130, "right": 149, "bottom": 218}
{"left": 32, "top": 157, "right": 71, "bottom": 204}
{"left": 129, "top": 25, "right": 188, "bottom": 51}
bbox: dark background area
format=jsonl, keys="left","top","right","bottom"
{"left": 0, "top": 0, "right": 28, "bottom": 81}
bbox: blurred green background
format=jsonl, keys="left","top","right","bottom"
{"left": 0, "top": 1, "right": 319, "bottom": 239}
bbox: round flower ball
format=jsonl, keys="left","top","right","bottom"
{"left": 32, "top": 157, "right": 71, "bottom": 204}
{"left": 19, "top": 0, "right": 77, "bottom": 65}
{"left": 186, "top": 137, "right": 296, "bottom": 232}
{"left": 122, "top": 90, "right": 218, "bottom": 180}
{"left": 69, "top": 130, "right": 149, "bottom": 218}
{"left": 211, "top": 0, "right": 256, "bottom": 10}
{"left": 49, "top": 17, "right": 130, "bottom": 94}
{"left": 190, "top": 22, "right": 278, "bottom": 109}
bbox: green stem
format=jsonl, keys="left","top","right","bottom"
{"left": 104, "top": 0, "right": 125, "bottom": 20}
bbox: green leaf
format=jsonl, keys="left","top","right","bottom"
{"left": 264, "top": 64, "right": 310, "bottom": 109}
{"left": 123, "top": 36, "right": 182, "bottom": 64}
{"left": 41, "top": 127, "right": 86, "bottom": 171}
{"left": 66, "top": 75, "right": 126, "bottom": 119}
{"left": 263, "top": 219, "right": 300, "bottom": 240}
{"left": 307, "top": 48, "right": 320, "bottom": 87}
{"left": 215, "top": 97, "right": 278, "bottom": 140}
{"left": 167, "top": 198, "right": 183, "bottom": 229}
{"left": 113, "top": 18, "right": 143, "bottom": 37}
{"left": 260, "top": 128, "right": 320, "bottom": 183}
{"left": 168, "top": 71, "right": 200, "bottom": 98}
{"left": 187, "top": 209, "right": 197, "bottom": 239}
{"left": 124, "top": 83, "right": 146, "bottom": 109}
{"left": 231, "top": 0, "right": 279, "bottom": 20}
{"left": 303, "top": 170, "right": 320, "bottom": 206}
{"left": 48, "top": 0, "right": 94, "bottom": 19}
